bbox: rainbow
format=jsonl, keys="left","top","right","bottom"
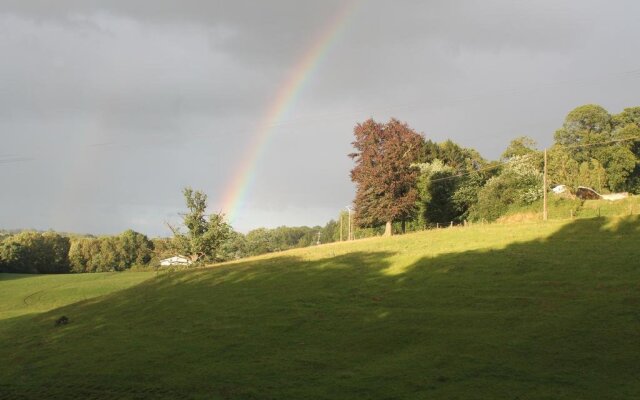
{"left": 220, "top": 0, "right": 360, "bottom": 224}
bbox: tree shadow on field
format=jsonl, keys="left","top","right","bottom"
{"left": 0, "top": 273, "right": 35, "bottom": 281}
{"left": 1, "top": 217, "right": 640, "bottom": 399}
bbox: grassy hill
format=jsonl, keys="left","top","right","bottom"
{"left": 0, "top": 272, "right": 152, "bottom": 321}
{"left": 1, "top": 217, "right": 640, "bottom": 399}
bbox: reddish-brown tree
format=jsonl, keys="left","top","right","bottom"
{"left": 349, "top": 118, "right": 424, "bottom": 236}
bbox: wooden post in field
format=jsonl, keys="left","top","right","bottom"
{"left": 543, "top": 148, "right": 548, "bottom": 221}
{"left": 450, "top": 221, "right": 453, "bottom": 228}
{"left": 339, "top": 213, "right": 343, "bottom": 242}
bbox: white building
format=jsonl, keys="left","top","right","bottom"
{"left": 552, "top": 184, "right": 568, "bottom": 194}
{"left": 160, "top": 255, "right": 193, "bottom": 267}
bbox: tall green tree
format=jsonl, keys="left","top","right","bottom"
{"left": 169, "top": 187, "right": 231, "bottom": 263}
{"left": 554, "top": 104, "right": 637, "bottom": 191}
{"left": 350, "top": 118, "right": 424, "bottom": 236}
{"left": 501, "top": 136, "right": 539, "bottom": 161}
{"left": 611, "top": 108, "right": 640, "bottom": 192}
{"left": 68, "top": 231, "right": 153, "bottom": 273}
{"left": 547, "top": 145, "right": 607, "bottom": 192}
{"left": 554, "top": 104, "right": 612, "bottom": 159}
{"left": 117, "top": 230, "right": 154, "bottom": 268}
{"left": 414, "top": 160, "right": 457, "bottom": 226}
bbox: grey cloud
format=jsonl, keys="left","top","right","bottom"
{"left": 1, "top": 1, "right": 640, "bottom": 235}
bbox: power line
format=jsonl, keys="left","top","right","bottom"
{"left": 428, "top": 156, "right": 531, "bottom": 183}
{"left": 558, "top": 135, "right": 640, "bottom": 150}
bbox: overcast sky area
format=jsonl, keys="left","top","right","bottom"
{"left": 2, "top": 1, "right": 640, "bottom": 236}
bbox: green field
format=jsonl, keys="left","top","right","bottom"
{"left": 2, "top": 217, "right": 640, "bottom": 399}
{"left": 501, "top": 195, "right": 640, "bottom": 222}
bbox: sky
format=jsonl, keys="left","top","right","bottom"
{"left": 2, "top": 0, "right": 640, "bottom": 236}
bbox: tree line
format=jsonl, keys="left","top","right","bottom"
{"left": 2, "top": 103, "right": 638, "bottom": 273}
{"left": 0, "top": 230, "right": 155, "bottom": 274}
{"left": 350, "top": 104, "right": 640, "bottom": 233}
{"left": 0, "top": 190, "right": 344, "bottom": 274}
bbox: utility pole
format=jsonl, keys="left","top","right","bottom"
{"left": 350, "top": 213, "right": 353, "bottom": 240}
{"left": 345, "top": 206, "right": 352, "bottom": 241}
{"left": 543, "top": 148, "right": 548, "bottom": 221}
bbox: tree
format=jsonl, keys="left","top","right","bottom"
{"left": 319, "top": 219, "right": 339, "bottom": 243}
{"left": 472, "top": 156, "right": 543, "bottom": 221}
{"left": 547, "top": 145, "right": 606, "bottom": 192}
{"left": 350, "top": 118, "right": 423, "bottom": 236}
{"left": 0, "top": 239, "right": 29, "bottom": 273}
{"left": 421, "top": 139, "right": 485, "bottom": 171}
{"left": 554, "top": 104, "right": 612, "bottom": 159}
{"left": 451, "top": 171, "right": 487, "bottom": 221}
{"left": 67, "top": 231, "right": 153, "bottom": 273}
{"left": 554, "top": 104, "right": 638, "bottom": 192}
{"left": 40, "top": 232, "right": 72, "bottom": 273}
{"left": 118, "top": 229, "right": 154, "bottom": 268}
{"left": 416, "top": 139, "right": 491, "bottom": 223}
{"left": 219, "top": 231, "right": 248, "bottom": 260}
{"left": 169, "top": 187, "right": 231, "bottom": 263}
{"left": 245, "top": 228, "right": 274, "bottom": 255}
{"left": 611, "top": 110, "right": 640, "bottom": 192}
{"left": 414, "top": 160, "right": 457, "bottom": 227}
{"left": 0, "top": 231, "right": 70, "bottom": 274}
{"left": 501, "top": 136, "right": 539, "bottom": 160}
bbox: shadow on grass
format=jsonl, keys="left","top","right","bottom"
{"left": 0, "top": 273, "right": 36, "bottom": 281}
{"left": 1, "top": 217, "right": 640, "bottom": 399}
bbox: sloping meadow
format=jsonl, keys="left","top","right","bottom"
{"left": 1, "top": 217, "right": 639, "bottom": 399}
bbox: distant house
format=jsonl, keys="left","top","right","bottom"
{"left": 575, "top": 186, "right": 629, "bottom": 201}
{"left": 160, "top": 255, "right": 192, "bottom": 267}
{"left": 551, "top": 184, "right": 577, "bottom": 199}
{"left": 552, "top": 184, "right": 569, "bottom": 194}
{"left": 576, "top": 186, "right": 602, "bottom": 200}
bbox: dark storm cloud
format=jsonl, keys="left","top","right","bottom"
{"left": 1, "top": 0, "right": 640, "bottom": 234}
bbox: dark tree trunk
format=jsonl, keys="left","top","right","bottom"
{"left": 401, "top": 220, "right": 406, "bottom": 234}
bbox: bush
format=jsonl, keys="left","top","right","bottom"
{"left": 471, "top": 156, "right": 543, "bottom": 221}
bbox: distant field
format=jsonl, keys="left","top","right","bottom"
{"left": 1, "top": 217, "right": 640, "bottom": 399}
